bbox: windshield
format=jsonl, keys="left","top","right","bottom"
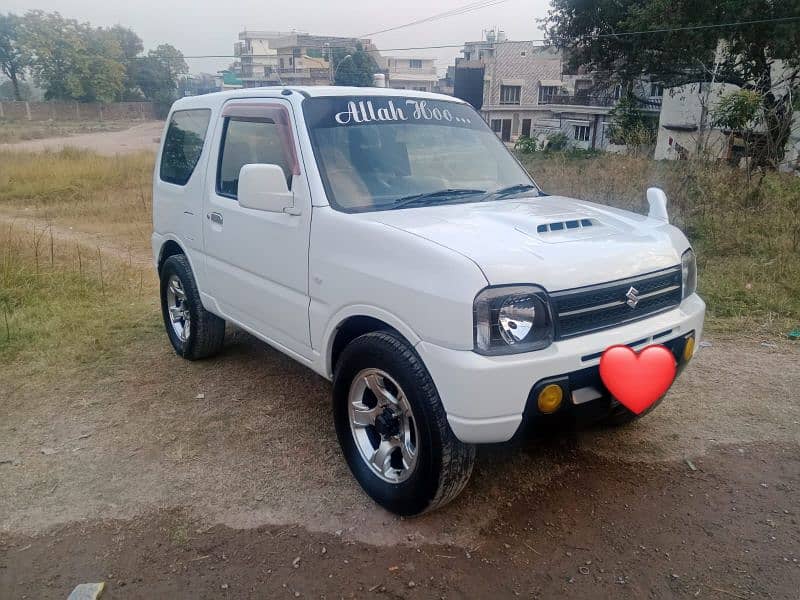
{"left": 303, "top": 96, "right": 538, "bottom": 213}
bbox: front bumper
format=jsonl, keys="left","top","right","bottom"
{"left": 416, "top": 294, "right": 705, "bottom": 443}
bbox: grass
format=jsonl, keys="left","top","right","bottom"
{"left": 521, "top": 152, "right": 800, "bottom": 335}
{"left": 0, "top": 119, "right": 141, "bottom": 144}
{"left": 0, "top": 220, "right": 160, "bottom": 375}
{"left": 0, "top": 148, "right": 159, "bottom": 373}
{"left": 0, "top": 148, "right": 155, "bottom": 256}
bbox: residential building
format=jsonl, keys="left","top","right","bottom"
{"left": 435, "top": 66, "right": 455, "bottom": 96}
{"left": 235, "top": 30, "right": 294, "bottom": 84}
{"left": 655, "top": 78, "right": 799, "bottom": 173}
{"left": 453, "top": 29, "right": 662, "bottom": 149}
{"left": 233, "top": 30, "right": 378, "bottom": 87}
{"left": 380, "top": 57, "right": 438, "bottom": 92}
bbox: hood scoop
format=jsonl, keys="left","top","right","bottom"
{"left": 517, "top": 216, "right": 614, "bottom": 244}
{"left": 535, "top": 218, "right": 598, "bottom": 233}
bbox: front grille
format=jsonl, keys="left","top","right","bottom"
{"left": 550, "top": 266, "right": 682, "bottom": 339}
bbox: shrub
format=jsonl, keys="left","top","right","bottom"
{"left": 514, "top": 135, "right": 538, "bottom": 154}
{"left": 544, "top": 132, "right": 569, "bottom": 152}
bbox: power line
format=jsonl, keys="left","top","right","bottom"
{"left": 362, "top": 0, "right": 510, "bottom": 37}
{"left": 162, "top": 15, "right": 800, "bottom": 60}
{"left": 590, "top": 15, "right": 800, "bottom": 38}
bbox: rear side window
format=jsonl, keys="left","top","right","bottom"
{"left": 160, "top": 109, "right": 211, "bottom": 186}
{"left": 217, "top": 117, "right": 294, "bottom": 198}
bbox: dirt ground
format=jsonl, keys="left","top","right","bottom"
{"left": 1, "top": 126, "right": 799, "bottom": 599}
{"left": 0, "top": 121, "right": 163, "bottom": 155}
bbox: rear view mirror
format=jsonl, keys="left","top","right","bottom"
{"left": 238, "top": 164, "right": 296, "bottom": 214}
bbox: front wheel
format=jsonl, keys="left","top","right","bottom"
{"left": 333, "top": 331, "right": 475, "bottom": 516}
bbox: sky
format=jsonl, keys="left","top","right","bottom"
{"left": 5, "top": 0, "right": 551, "bottom": 76}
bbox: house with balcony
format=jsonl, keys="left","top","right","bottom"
{"left": 453, "top": 30, "right": 663, "bottom": 149}
{"left": 233, "top": 30, "right": 379, "bottom": 87}
{"left": 380, "top": 57, "right": 439, "bottom": 93}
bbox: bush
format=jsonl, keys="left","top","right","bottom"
{"left": 514, "top": 135, "right": 538, "bottom": 154}
{"left": 544, "top": 132, "right": 569, "bottom": 152}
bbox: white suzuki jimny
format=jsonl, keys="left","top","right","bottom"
{"left": 153, "top": 87, "right": 705, "bottom": 515}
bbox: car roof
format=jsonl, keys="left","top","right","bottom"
{"left": 171, "top": 86, "right": 467, "bottom": 111}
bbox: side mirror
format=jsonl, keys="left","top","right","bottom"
{"left": 646, "top": 187, "right": 669, "bottom": 222}
{"left": 237, "top": 164, "right": 297, "bottom": 214}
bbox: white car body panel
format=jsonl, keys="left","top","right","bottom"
{"left": 152, "top": 86, "right": 706, "bottom": 445}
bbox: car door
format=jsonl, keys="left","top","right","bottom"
{"left": 202, "top": 98, "right": 312, "bottom": 359}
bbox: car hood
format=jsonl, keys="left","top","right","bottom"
{"left": 364, "top": 195, "right": 688, "bottom": 291}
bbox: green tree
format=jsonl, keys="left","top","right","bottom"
{"left": 0, "top": 13, "right": 31, "bottom": 101}
{"left": 0, "top": 78, "right": 33, "bottom": 100}
{"left": 544, "top": 0, "right": 800, "bottom": 167}
{"left": 131, "top": 44, "right": 187, "bottom": 116}
{"left": 608, "top": 93, "right": 658, "bottom": 151}
{"left": 333, "top": 44, "right": 378, "bottom": 87}
{"left": 23, "top": 10, "right": 90, "bottom": 101}
{"left": 23, "top": 11, "right": 127, "bottom": 103}
{"left": 108, "top": 25, "right": 144, "bottom": 100}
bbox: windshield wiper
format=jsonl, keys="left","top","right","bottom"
{"left": 481, "top": 183, "right": 540, "bottom": 201}
{"left": 391, "top": 188, "right": 487, "bottom": 209}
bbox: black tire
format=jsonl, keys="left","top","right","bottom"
{"left": 333, "top": 330, "right": 475, "bottom": 516}
{"left": 159, "top": 254, "right": 225, "bottom": 360}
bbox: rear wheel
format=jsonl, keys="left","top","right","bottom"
{"left": 160, "top": 254, "right": 225, "bottom": 360}
{"left": 333, "top": 331, "right": 475, "bottom": 515}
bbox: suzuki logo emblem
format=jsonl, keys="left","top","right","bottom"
{"left": 625, "top": 286, "right": 640, "bottom": 309}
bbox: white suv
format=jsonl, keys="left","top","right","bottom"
{"left": 152, "top": 87, "right": 705, "bottom": 515}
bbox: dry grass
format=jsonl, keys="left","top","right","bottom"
{"left": 0, "top": 119, "right": 140, "bottom": 144}
{"left": 522, "top": 152, "right": 800, "bottom": 335}
{"left": 0, "top": 221, "right": 159, "bottom": 374}
{"left": 0, "top": 148, "right": 159, "bottom": 373}
{"left": 0, "top": 148, "right": 154, "bottom": 255}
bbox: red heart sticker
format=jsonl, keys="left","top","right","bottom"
{"left": 599, "top": 345, "right": 677, "bottom": 414}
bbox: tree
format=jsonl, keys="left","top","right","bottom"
{"left": 23, "top": 10, "right": 90, "bottom": 101}
{"left": 148, "top": 44, "right": 187, "bottom": 84}
{"left": 23, "top": 11, "right": 127, "bottom": 103}
{"left": 333, "top": 44, "right": 378, "bottom": 87}
{"left": 544, "top": 0, "right": 800, "bottom": 167}
{"left": 0, "top": 13, "right": 30, "bottom": 101}
{"left": 0, "top": 78, "right": 33, "bottom": 100}
{"left": 608, "top": 93, "right": 658, "bottom": 152}
{"left": 132, "top": 44, "right": 187, "bottom": 116}
{"left": 108, "top": 25, "right": 143, "bottom": 100}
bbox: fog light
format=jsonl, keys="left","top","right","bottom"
{"left": 538, "top": 384, "right": 563, "bottom": 414}
{"left": 683, "top": 336, "right": 695, "bottom": 362}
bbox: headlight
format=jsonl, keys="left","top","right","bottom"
{"left": 681, "top": 248, "right": 697, "bottom": 299}
{"left": 473, "top": 285, "right": 553, "bottom": 355}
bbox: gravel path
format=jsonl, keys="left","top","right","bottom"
{"left": 0, "top": 121, "right": 163, "bottom": 155}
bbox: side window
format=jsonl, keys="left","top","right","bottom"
{"left": 159, "top": 109, "right": 211, "bottom": 186}
{"left": 217, "top": 117, "right": 294, "bottom": 198}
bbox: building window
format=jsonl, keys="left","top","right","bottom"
{"left": 500, "top": 85, "right": 521, "bottom": 105}
{"left": 409, "top": 59, "right": 423, "bottom": 69}
{"left": 520, "top": 51, "right": 526, "bottom": 57}
{"left": 413, "top": 86, "right": 427, "bottom": 92}
{"left": 650, "top": 82, "right": 664, "bottom": 98}
{"left": 613, "top": 84, "right": 623, "bottom": 100}
{"left": 538, "top": 85, "right": 559, "bottom": 103}
{"left": 574, "top": 125, "right": 591, "bottom": 142}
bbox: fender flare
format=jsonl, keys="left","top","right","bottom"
{"left": 321, "top": 304, "right": 422, "bottom": 378}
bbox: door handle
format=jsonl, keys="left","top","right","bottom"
{"left": 207, "top": 212, "right": 223, "bottom": 225}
